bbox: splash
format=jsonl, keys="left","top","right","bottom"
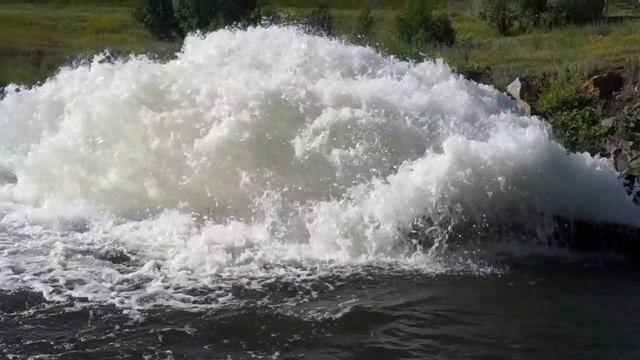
{"left": 0, "top": 27, "right": 637, "bottom": 309}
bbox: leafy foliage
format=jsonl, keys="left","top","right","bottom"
{"left": 537, "top": 80, "right": 589, "bottom": 114}
{"left": 304, "top": 3, "right": 334, "bottom": 36}
{"left": 396, "top": 0, "right": 456, "bottom": 47}
{"left": 551, "top": 0, "right": 606, "bottom": 25}
{"left": 473, "top": 0, "right": 518, "bottom": 35}
{"left": 134, "top": 0, "right": 258, "bottom": 40}
{"left": 134, "top": 0, "right": 182, "bottom": 40}
{"left": 519, "top": 0, "right": 548, "bottom": 25}
{"left": 353, "top": 7, "right": 373, "bottom": 40}
{"left": 547, "top": 108, "right": 606, "bottom": 154}
{"left": 475, "top": 0, "right": 607, "bottom": 35}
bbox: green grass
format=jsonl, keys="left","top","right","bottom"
{"left": 281, "top": 2, "right": 640, "bottom": 90}
{"left": 445, "top": 20, "right": 640, "bottom": 86}
{"left": 1, "top": 0, "right": 639, "bottom": 89}
{"left": 0, "top": 2, "right": 176, "bottom": 86}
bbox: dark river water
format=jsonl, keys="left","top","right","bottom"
{"left": 2, "top": 258, "right": 639, "bottom": 359}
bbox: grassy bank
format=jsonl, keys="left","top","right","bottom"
{"left": 0, "top": 2, "right": 175, "bottom": 86}
{"left": 278, "top": 3, "right": 640, "bottom": 88}
{"left": 2, "top": 1, "right": 639, "bottom": 88}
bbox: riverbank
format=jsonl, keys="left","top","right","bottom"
{"left": 0, "top": 2, "right": 176, "bottom": 86}
{"left": 2, "top": 1, "right": 639, "bottom": 87}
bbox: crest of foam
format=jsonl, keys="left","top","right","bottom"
{"left": 0, "top": 27, "right": 637, "bottom": 309}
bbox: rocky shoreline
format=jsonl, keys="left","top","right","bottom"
{"left": 498, "top": 66, "right": 640, "bottom": 200}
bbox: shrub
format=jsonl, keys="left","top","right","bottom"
{"left": 353, "top": 7, "right": 373, "bottom": 40}
{"left": 473, "top": 0, "right": 518, "bottom": 36}
{"left": 537, "top": 81, "right": 585, "bottom": 114}
{"left": 174, "top": 1, "right": 221, "bottom": 34}
{"left": 134, "top": 0, "right": 259, "bottom": 40}
{"left": 304, "top": 3, "right": 334, "bottom": 36}
{"left": 175, "top": 0, "right": 258, "bottom": 33}
{"left": 134, "top": 0, "right": 183, "bottom": 40}
{"left": 519, "top": 0, "right": 548, "bottom": 25}
{"left": 396, "top": 0, "right": 456, "bottom": 47}
{"left": 476, "top": 0, "right": 605, "bottom": 34}
{"left": 253, "top": 3, "right": 334, "bottom": 36}
{"left": 550, "top": 0, "right": 606, "bottom": 25}
{"left": 546, "top": 108, "right": 606, "bottom": 154}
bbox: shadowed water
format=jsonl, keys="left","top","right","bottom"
{"left": 2, "top": 260, "right": 639, "bottom": 359}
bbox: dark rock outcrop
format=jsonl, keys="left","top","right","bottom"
{"left": 583, "top": 71, "right": 624, "bottom": 102}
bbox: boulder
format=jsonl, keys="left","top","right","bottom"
{"left": 506, "top": 77, "right": 535, "bottom": 115}
{"left": 605, "top": 136, "right": 640, "bottom": 203}
{"left": 600, "top": 116, "right": 617, "bottom": 130}
{"left": 606, "top": 136, "right": 640, "bottom": 175}
{"left": 606, "top": 136, "right": 634, "bottom": 172}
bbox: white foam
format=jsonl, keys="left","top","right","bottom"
{"left": 0, "top": 27, "right": 637, "bottom": 309}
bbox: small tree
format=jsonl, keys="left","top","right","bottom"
{"left": 518, "top": 0, "right": 547, "bottom": 26}
{"left": 396, "top": 0, "right": 456, "bottom": 47}
{"left": 353, "top": 7, "right": 373, "bottom": 40}
{"left": 175, "top": 0, "right": 258, "bottom": 33}
{"left": 551, "top": 0, "right": 606, "bottom": 24}
{"left": 135, "top": 0, "right": 259, "bottom": 40}
{"left": 474, "top": 0, "right": 518, "bottom": 36}
{"left": 134, "top": 0, "right": 183, "bottom": 40}
{"left": 174, "top": 0, "right": 221, "bottom": 34}
{"left": 305, "top": 3, "right": 334, "bottom": 36}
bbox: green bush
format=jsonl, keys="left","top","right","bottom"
{"left": 519, "top": 0, "right": 547, "bottom": 25}
{"left": 134, "top": 0, "right": 183, "bottom": 40}
{"left": 175, "top": 0, "right": 258, "bottom": 33}
{"left": 396, "top": 0, "right": 456, "bottom": 47}
{"left": 252, "top": 3, "right": 334, "bottom": 36}
{"left": 550, "top": 0, "right": 606, "bottom": 25}
{"left": 353, "top": 7, "right": 373, "bottom": 40}
{"left": 305, "top": 3, "right": 334, "bottom": 36}
{"left": 547, "top": 108, "right": 606, "bottom": 154}
{"left": 473, "top": 0, "right": 518, "bottom": 35}
{"left": 134, "top": 0, "right": 258, "bottom": 40}
{"left": 475, "top": 0, "right": 606, "bottom": 34}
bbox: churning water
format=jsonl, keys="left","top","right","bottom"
{"left": 1, "top": 27, "right": 639, "bottom": 358}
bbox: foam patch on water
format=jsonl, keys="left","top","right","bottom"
{"left": 0, "top": 27, "right": 638, "bottom": 309}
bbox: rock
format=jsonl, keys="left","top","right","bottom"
{"left": 600, "top": 116, "right": 617, "bottom": 130}
{"left": 606, "top": 136, "right": 633, "bottom": 172}
{"left": 506, "top": 77, "right": 534, "bottom": 115}
{"left": 606, "top": 136, "right": 640, "bottom": 175}
{"left": 605, "top": 136, "right": 640, "bottom": 203}
{"left": 583, "top": 71, "right": 624, "bottom": 102}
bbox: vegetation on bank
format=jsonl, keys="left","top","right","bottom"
{"left": 2, "top": 1, "right": 639, "bottom": 86}
{"left": 1, "top": 0, "right": 640, "bottom": 165}
{"left": 0, "top": 2, "right": 176, "bottom": 85}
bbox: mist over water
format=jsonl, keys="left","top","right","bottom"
{"left": 0, "top": 26, "right": 638, "bottom": 310}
